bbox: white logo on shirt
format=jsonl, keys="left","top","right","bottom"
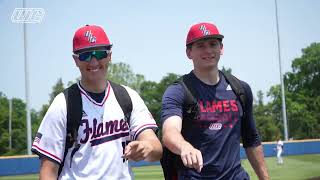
{"left": 209, "top": 123, "right": 222, "bottom": 130}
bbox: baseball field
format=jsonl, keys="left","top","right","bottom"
{"left": 0, "top": 154, "right": 319, "bottom": 180}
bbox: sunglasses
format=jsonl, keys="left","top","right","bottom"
{"left": 74, "top": 50, "right": 111, "bottom": 62}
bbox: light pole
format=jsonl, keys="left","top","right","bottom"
{"left": 9, "top": 99, "right": 12, "bottom": 150}
{"left": 23, "top": 0, "right": 32, "bottom": 154}
{"left": 274, "top": 0, "right": 289, "bottom": 141}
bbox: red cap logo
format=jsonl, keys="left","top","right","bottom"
{"left": 73, "top": 25, "right": 112, "bottom": 53}
{"left": 186, "top": 22, "right": 224, "bottom": 46}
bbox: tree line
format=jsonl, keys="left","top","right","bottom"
{"left": 0, "top": 42, "right": 319, "bottom": 156}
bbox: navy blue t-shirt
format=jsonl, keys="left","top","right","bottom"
{"left": 161, "top": 71, "right": 261, "bottom": 180}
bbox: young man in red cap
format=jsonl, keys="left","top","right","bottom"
{"left": 161, "top": 22, "right": 269, "bottom": 179}
{"left": 31, "top": 25, "right": 162, "bottom": 179}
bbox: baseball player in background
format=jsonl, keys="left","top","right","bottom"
{"left": 276, "top": 139, "right": 284, "bottom": 164}
{"left": 31, "top": 24, "right": 162, "bottom": 179}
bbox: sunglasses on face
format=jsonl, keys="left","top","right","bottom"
{"left": 74, "top": 50, "right": 111, "bottom": 62}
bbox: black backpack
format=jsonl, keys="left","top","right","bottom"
{"left": 160, "top": 71, "right": 248, "bottom": 180}
{"left": 58, "top": 81, "right": 132, "bottom": 175}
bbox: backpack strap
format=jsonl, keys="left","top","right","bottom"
{"left": 178, "top": 71, "right": 248, "bottom": 121}
{"left": 172, "top": 75, "right": 199, "bottom": 121}
{"left": 181, "top": 75, "right": 198, "bottom": 106}
{"left": 59, "top": 83, "right": 82, "bottom": 175}
{"left": 180, "top": 74, "right": 200, "bottom": 130}
{"left": 220, "top": 71, "right": 247, "bottom": 118}
{"left": 109, "top": 81, "right": 132, "bottom": 125}
{"left": 161, "top": 75, "right": 200, "bottom": 180}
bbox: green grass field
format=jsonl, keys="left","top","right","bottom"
{"left": 1, "top": 154, "right": 319, "bottom": 180}
{"left": 243, "top": 154, "right": 320, "bottom": 180}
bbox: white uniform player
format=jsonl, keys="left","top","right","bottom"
{"left": 276, "top": 139, "right": 284, "bottom": 164}
{"left": 31, "top": 24, "right": 162, "bottom": 179}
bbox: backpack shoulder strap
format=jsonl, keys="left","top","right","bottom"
{"left": 175, "top": 74, "right": 199, "bottom": 119}
{"left": 64, "top": 83, "right": 82, "bottom": 147}
{"left": 109, "top": 81, "right": 133, "bottom": 125}
{"left": 59, "top": 83, "right": 82, "bottom": 175}
{"left": 181, "top": 74, "right": 198, "bottom": 106}
{"left": 176, "top": 74, "right": 200, "bottom": 130}
{"left": 178, "top": 72, "right": 248, "bottom": 120}
{"left": 220, "top": 71, "right": 247, "bottom": 116}
{"left": 161, "top": 74, "right": 200, "bottom": 180}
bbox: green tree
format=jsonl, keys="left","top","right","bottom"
{"left": 34, "top": 78, "right": 66, "bottom": 144}
{"left": 34, "top": 78, "right": 64, "bottom": 124}
{"left": 140, "top": 73, "right": 180, "bottom": 125}
{"left": 131, "top": 74, "right": 145, "bottom": 93}
{"left": 107, "top": 62, "right": 134, "bottom": 85}
{"left": 49, "top": 78, "right": 65, "bottom": 104}
{"left": 0, "top": 94, "right": 29, "bottom": 155}
{"left": 253, "top": 91, "right": 279, "bottom": 141}
{"left": 42, "top": 78, "right": 65, "bottom": 116}
{"left": 284, "top": 43, "right": 320, "bottom": 139}
{"left": 0, "top": 92, "right": 42, "bottom": 155}
{"left": 31, "top": 109, "right": 41, "bottom": 141}
{"left": 107, "top": 62, "right": 146, "bottom": 92}
{"left": 267, "top": 42, "right": 320, "bottom": 140}
{"left": 266, "top": 85, "right": 286, "bottom": 139}
{"left": 140, "top": 81, "right": 159, "bottom": 121}
{"left": 286, "top": 42, "right": 320, "bottom": 96}
{"left": 0, "top": 93, "right": 10, "bottom": 154}
{"left": 257, "top": 91, "right": 263, "bottom": 106}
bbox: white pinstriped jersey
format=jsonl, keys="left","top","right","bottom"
{"left": 31, "top": 82, "right": 158, "bottom": 180}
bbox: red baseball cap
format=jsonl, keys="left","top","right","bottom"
{"left": 186, "top": 22, "right": 224, "bottom": 46}
{"left": 73, "top": 25, "right": 112, "bottom": 53}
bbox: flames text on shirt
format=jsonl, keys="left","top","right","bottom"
{"left": 80, "top": 118, "right": 129, "bottom": 146}
{"left": 197, "top": 99, "right": 240, "bottom": 129}
{"left": 199, "top": 99, "right": 238, "bottom": 113}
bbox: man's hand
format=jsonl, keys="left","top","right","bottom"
{"left": 180, "top": 141, "right": 203, "bottom": 173}
{"left": 162, "top": 115, "right": 203, "bottom": 173}
{"left": 123, "top": 140, "right": 153, "bottom": 162}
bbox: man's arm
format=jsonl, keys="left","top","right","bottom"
{"left": 162, "top": 115, "right": 203, "bottom": 172}
{"left": 39, "top": 158, "right": 59, "bottom": 180}
{"left": 124, "top": 129, "right": 162, "bottom": 162}
{"left": 245, "top": 145, "right": 269, "bottom": 180}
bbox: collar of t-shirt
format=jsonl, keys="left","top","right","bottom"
{"left": 79, "top": 83, "right": 105, "bottom": 103}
